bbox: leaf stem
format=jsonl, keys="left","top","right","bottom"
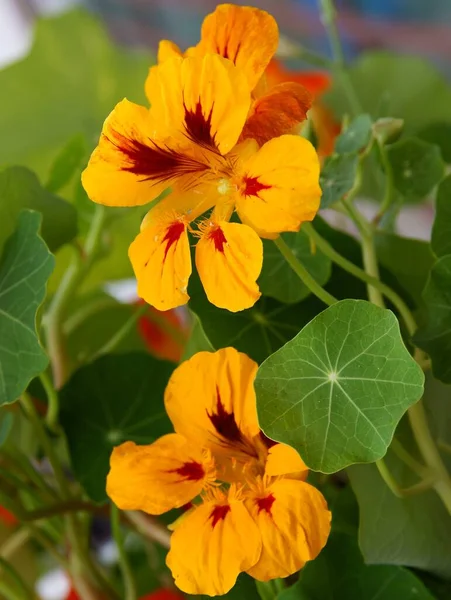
{"left": 273, "top": 236, "right": 337, "bottom": 307}
{"left": 40, "top": 370, "right": 60, "bottom": 431}
{"left": 0, "top": 556, "right": 36, "bottom": 599}
{"left": 374, "top": 140, "right": 396, "bottom": 224}
{"left": 111, "top": 505, "right": 137, "bottom": 600}
{"left": 92, "top": 303, "right": 148, "bottom": 359}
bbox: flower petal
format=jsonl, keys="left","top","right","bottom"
{"left": 240, "top": 82, "right": 312, "bottom": 146}
{"left": 167, "top": 488, "right": 262, "bottom": 595}
{"left": 197, "top": 4, "right": 278, "bottom": 90}
{"left": 195, "top": 221, "right": 262, "bottom": 312}
{"left": 236, "top": 135, "right": 321, "bottom": 237}
{"left": 145, "top": 54, "right": 251, "bottom": 155}
{"left": 265, "top": 59, "right": 332, "bottom": 97}
{"left": 82, "top": 99, "right": 208, "bottom": 207}
{"left": 265, "top": 443, "right": 309, "bottom": 479}
{"left": 157, "top": 40, "right": 183, "bottom": 63}
{"left": 246, "top": 478, "right": 331, "bottom": 580}
{"left": 106, "top": 434, "right": 215, "bottom": 515}
{"left": 164, "top": 348, "right": 260, "bottom": 460}
{"left": 129, "top": 212, "right": 192, "bottom": 311}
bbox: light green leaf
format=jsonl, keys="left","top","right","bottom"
{"left": 431, "top": 175, "right": 451, "bottom": 258}
{"left": 59, "top": 353, "right": 173, "bottom": 502}
{"left": 386, "top": 138, "right": 444, "bottom": 201}
{"left": 0, "top": 9, "right": 153, "bottom": 176}
{"left": 0, "top": 211, "right": 55, "bottom": 406}
{"left": 334, "top": 114, "right": 372, "bottom": 154}
{"left": 0, "top": 166, "right": 77, "bottom": 254}
{"left": 46, "top": 135, "right": 87, "bottom": 193}
{"left": 414, "top": 255, "right": 451, "bottom": 383}
{"left": 279, "top": 532, "right": 435, "bottom": 600}
{"left": 256, "top": 300, "right": 424, "bottom": 472}
{"left": 259, "top": 232, "right": 331, "bottom": 304}
{"left": 320, "top": 154, "right": 358, "bottom": 209}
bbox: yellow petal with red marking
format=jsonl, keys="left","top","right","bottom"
{"left": 164, "top": 348, "right": 260, "bottom": 460}
{"left": 167, "top": 487, "right": 261, "bottom": 595}
{"left": 129, "top": 213, "right": 191, "bottom": 311}
{"left": 196, "top": 4, "right": 278, "bottom": 90}
{"left": 145, "top": 54, "right": 251, "bottom": 155}
{"left": 240, "top": 82, "right": 313, "bottom": 146}
{"left": 106, "top": 434, "right": 215, "bottom": 515}
{"left": 265, "top": 443, "right": 309, "bottom": 480}
{"left": 195, "top": 221, "right": 262, "bottom": 312}
{"left": 245, "top": 478, "right": 331, "bottom": 580}
{"left": 236, "top": 134, "right": 321, "bottom": 237}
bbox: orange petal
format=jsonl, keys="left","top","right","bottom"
{"left": 157, "top": 40, "right": 183, "bottom": 63}
{"left": 310, "top": 104, "right": 341, "bottom": 158}
{"left": 240, "top": 82, "right": 313, "bottom": 146}
{"left": 245, "top": 478, "right": 331, "bottom": 580}
{"left": 196, "top": 4, "right": 278, "bottom": 90}
{"left": 265, "top": 59, "right": 332, "bottom": 97}
{"left": 236, "top": 134, "right": 321, "bottom": 237}
{"left": 106, "top": 435, "right": 216, "bottom": 515}
{"left": 145, "top": 54, "right": 251, "bottom": 155}
{"left": 195, "top": 220, "right": 262, "bottom": 312}
{"left": 167, "top": 486, "right": 262, "bottom": 595}
{"left": 265, "top": 443, "right": 309, "bottom": 480}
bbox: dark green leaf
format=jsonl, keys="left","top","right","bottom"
{"left": 0, "top": 166, "right": 77, "bottom": 253}
{"left": 320, "top": 154, "right": 358, "bottom": 209}
{"left": 334, "top": 114, "right": 372, "bottom": 154}
{"left": 192, "top": 574, "right": 260, "bottom": 600}
{"left": 279, "top": 532, "right": 435, "bottom": 600}
{"left": 431, "top": 175, "right": 451, "bottom": 258}
{"left": 0, "top": 211, "right": 54, "bottom": 406}
{"left": 418, "top": 122, "right": 451, "bottom": 163}
{"left": 46, "top": 135, "right": 87, "bottom": 193}
{"left": 182, "top": 312, "right": 214, "bottom": 361}
{"left": 386, "top": 138, "right": 444, "bottom": 201}
{"left": 0, "top": 412, "right": 14, "bottom": 446}
{"left": 59, "top": 353, "right": 174, "bottom": 502}
{"left": 259, "top": 232, "right": 331, "bottom": 304}
{"left": 256, "top": 300, "right": 424, "bottom": 472}
{"left": 414, "top": 255, "right": 451, "bottom": 383}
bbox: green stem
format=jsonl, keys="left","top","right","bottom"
{"left": 274, "top": 236, "right": 337, "bottom": 307}
{"left": 374, "top": 140, "right": 395, "bottom": 224}
{"left": 0, "top": 556, "right": 36, "bottom": 599}
{"left": 0, "top": 581, "right": 23, "bottom": 600}
{"left": 93, "top": 303, "right": 148, "bottom": 359}
{"left": 111, "top": 505, "right": 137, "bottom": 600}
{"left": 63, "top": 297, "right": 117, "bottom": 335}
{"left": 390, "top": 438, "right": 428, "bottom": 477}
{"left": 360, "top": 228, "right": 385, "bottom": 307}
{"left": 0, "top": 528, "right": 31, "bottom": 561}
{"left": 40, "top": 370, "right": 60, "bottom": 431}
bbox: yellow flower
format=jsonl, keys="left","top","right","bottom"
{"left": 82, "top": 52, "right": 321, "bottom": 313}
{"left": 107, "top": 348, "right": 331, "bottom": 596}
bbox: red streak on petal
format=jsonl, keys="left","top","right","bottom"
{"left": 209, "top": 504, "right": 231, "bottom": 528}
{"left": 162, "top": 221, "right": 185, "bottom": 262}
{"left": 169, "top": 460, "right": 205, "bottom": 481}
{"left": 243, "top": 176, "right": 271, "bottom": 198}
{"left": 257, "top": 493, "right": 275, "bottom": 515}
{"left": 209, "top": 227, "right": 227, "bottom": 253}
{"left": 184, "top": 102, "right": 217, "bottom": 150}
{"left": 207, "top": 387, "right": 243, "bottom": 443}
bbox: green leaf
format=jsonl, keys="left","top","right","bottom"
{"left": 279, "top": 532, "right": 435, "bottom": 600}
{"left": 0, "top": 9, "right": 153, "bottom": 176}
{"left": 59, "top": 353, "right": 173, "bottom": 502}
{"left": 192, "top": 574, "right": 260, "bottom": 600}
{"left": 0, "top": 412, "right": 14, "bottom": 446}
{"left": 0, "top": 166, "right": 77, "bottom": 254}
{"left": 326, "top": 52, "right": 451, "bottom": 134}
{"left": 182, "top": 312, "right": 214, "bottom": 361}
{"left": 334, "top": 114, "right": 372, "bottom": 154}
{"left": 259, "top": 232, "right": 331, "bottom": 304}
{"left": 386, "top": 138, "right": 444, "bottom": 201}
{"left": 0, "top": 211, "right": 55, "bottom": 406}
{"left": 414, "top": 255, "right": 451, "bottom": 383}
{"left": 46, "top": 135, "right": 87, "bottom": 193}
{"left": 255, "top": 299, "right": 424, "bottom": 472}
{"left": 431, "top": 175, "right": 451, "bottom": 258}
{"left": 418, "top": 122, "right": 451, "bottom": 163}
{"left": 320, "top": 154, "right": 358, "bottom": 209}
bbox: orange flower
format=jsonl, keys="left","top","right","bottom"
{"left": 137, "top": 302, "right": 189, "bottom": 363}
{"left": 107, "top": 348, "right": 331, "bottom": 596}
{"left": 0, "top": 505, "right": 16, "bottom": 526}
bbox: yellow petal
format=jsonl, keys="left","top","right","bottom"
{"left": 157, "top": 40, "right": 183, "bottom": 63}
{"left": 145, "top": 54, "right": 251, "bottom": 155}
{"left": 246, "top": 478, "right": 331, "bottom": 580}
{"left": 82, "top": 98, "right": 207, "bottom": 207}
{"left": 265, "top": 443, "right": 309, "bottom": 480}
{"left": 129, "top": 213, "right": 192, "bottom": 311}
{"left": 235, "top": 135, "right": 321, "bottom": 237}
{"left": 167, "top": 487, "right": 262, "bottom": 595}
{"left": 197, "top": 4, "right": 278, "bottom": 90}
{"left": 164, "top": 348, "right": 260, "bottom": 461}
{"left": 195, "top": 221, "right": 262, "bottom": 312}
{"left": 106, "top": 434, "right": 215, "bottom": 515}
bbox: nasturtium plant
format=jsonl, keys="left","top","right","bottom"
{"left": 1, "top": 2, "right": 451, "bottom": 599}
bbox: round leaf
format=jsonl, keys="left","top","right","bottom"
{"left": 256, "top": 300, "right": 424, "bottom": 472}
{"left": 431, "top": 175, "right": 451, "bottom": 258}
{"left": 320, "top": 154, "right": 359, "bottom": 209}
{"left": 334, "top": 114, "right": 373, "bottom": 154}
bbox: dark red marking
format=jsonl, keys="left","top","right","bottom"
{"left": 209, "top": 227, "right": 227, "bottom": 253}
{"left": 259, "top": 431, "right": 277, "bottom": 449}
{"left": 257, "top": 493, "right": 275, "bottom": 514}
{"left": 184, "top": 102, "right": 216, "bottom": 149}
{"left": 169, "top": 461, "right": 205, "bottom": 481}
{"left": 210, "top": 504, "right": 231, "bottom": 528}
{"left": 162, "top": 221, "right": 185, "bottom": 261}
{"left": 243, "top": 176, "right": 271, "bottom": 198}
{"left": 207, "top": 387, "right": 243, "bottom": 443}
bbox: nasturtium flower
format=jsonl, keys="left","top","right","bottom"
{"left": 107, "top": 348, "right": 331, "bottom": 596}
